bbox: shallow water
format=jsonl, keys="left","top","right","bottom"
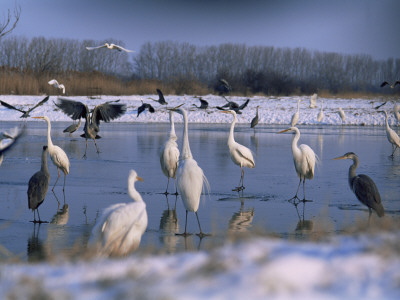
{"left": 0, "top": 121, "right": 399, "bottom": 260}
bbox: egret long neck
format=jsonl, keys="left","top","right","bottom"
{"left": 128, "top": 180, "right": 143, "bottom": 203}
{"left": 169, "top": 112, "right": 177, "bottom": 139}
{"left": 228, "top": 115, "right": 237, "bottom": 144}
{"left": 384, "top": 113, "right": 390, "bottom": 130}
{"left": 291, "top": 128, "right": 301, "bottom": 157}
{"left": 180, "top": 110, "right": 192, "bottom": 160}
{"left": 45, "top": 118, "right": 54, "bottom": 148}
{"left": 348, "top": 156, "right": 359, "bottom": 188}
{"left": 41, "top": 150, "right": 49, "bottom": 175}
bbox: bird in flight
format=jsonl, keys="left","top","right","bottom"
{"left": 86, "top": 43, "right": 134, "bottom": 53}
{"left": 48, "top": 79, "right": 66, "bottom": 94}
{"left": 0, "top": 96, "right": 49, "bottom": 118}
{"left": 137, "top": 101, "right": 155, "bottom": 117}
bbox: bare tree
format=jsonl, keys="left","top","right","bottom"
{"left": 0, "top": 5, "right": 21, "bottom": 39}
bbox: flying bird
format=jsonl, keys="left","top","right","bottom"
{"left": 290, "top": 99, "right": 301, "bottom": 127}
{"left": 48, "top": 79, "right": 65, "bottom": 94}
{"left": 150, "top": 89, "right": 168, "bottom": 105}
{"left": 192, "top": 97, "right": 208, "bottom": 110}
{"left": 221, "top": 110, "right": 255, "bottom": 191}
{"left": 217, "top": 97, "right": 250, "bottom": 114}
{"left": 216, "top": 78, "right": 232, "bottom": 94}
{"left": 137, "top": 101, "right": 155, "bottom": 117}
{"left": 170, "top": 106, "right": 209, "bottom": 237}
{"left": 54, "top": 97, "right": 126, "bottom": 158}
{"left": 0, "top": 126, "right": 24, "bottom": 166}
{"left": 88, "top": 169, "right": 148, "bottom": 256}
{"left": 381, "top": 110, "right": 400, "bottom": 157}
{"left": 32, "top": 116, "right": 70, "bottom": 191}
{"left": 28, "top": 145, "right": 50, "bottom": 223}
{"left": 380, "top": 80, "right": 400, "bottom": 88}
{"left": 159, "top": 111, "right": 180, "bottom": 195}
{"left": 334, "top": 152, "right": 384, "bottom": 220}
{"left": 0, "top": 96, "right": 49, "bottom": 118}
{"left": 86, "top": 43, "right": 134, "bottom": 53}
{"left": 250, "top": 106, "right": 260, "bottom": 128}
{"left": 278, "top": 127, "right": 317, "bottom": 201}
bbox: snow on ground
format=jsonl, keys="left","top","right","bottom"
{"left": 1, "top": 94, "right": 399, "bottom": 299}
{"left": 0, "top": 94, "right": 398, "bottom": 126}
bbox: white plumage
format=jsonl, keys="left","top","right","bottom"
{"left": 291, "top": 99, "right": 301, "bottom": 126}
{"left": 48, "top": 79, "right": 65, "bottom": 94}
{"left": 317, "top": 100, "right": 324, "bottom": 123}
{"left": 338, "top": 107, "right": 345, "bottom": 123}
{"left": 86, "top": 43, "right": 134, "bottom": 53}
{"left": 382, "top": 110, "right": 400, "bottom": 157}
{"left": 89, "top": 170, "right": 147, "bottom": 256}
{"left": 310, "top": 93, "right": 318, "bottom": 108}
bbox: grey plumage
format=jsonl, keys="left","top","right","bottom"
{"left": 0, "top": 96, "right": 49, "bottom": 118}
{"left": 250, "top": 106, "right": 260, "bottom": 128}
{"left": 151, "top": 89, "right": 168, "bottom": 105}
{"left": 137, "top": 101, "right": 155, "bottom": 116}
{"left": 63, "top": 118, "right": 82, "bottom": 136}
{"left": 28, "top": 146, "right": 50, "bottom": 223}
{"left": 192, "top": 97, "right": 208, "bottom": 110}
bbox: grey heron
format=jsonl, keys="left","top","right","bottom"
{"left": 250, "top": 106, "right": 260, "bottom": 128}
{"left": 0, "top": 96, "right": 49, "bottom": 118}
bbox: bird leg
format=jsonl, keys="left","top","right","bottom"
{"left": 173, "top": 179, "right": 179, "bottom": 196}
{"left": 83, "top": 139, "right": 89, "bottom": 159}
{"left": 233, "top": 167, "right": 245, "bottom": 192}
{"left": 63, "top": 173, "right": 67, "bottom": 192}
{"left": 176, "top": 210, "right": 192, "bottom": 237}
{"left": 289, "top": 178, "right": 302, "bottom": 201}
{"left": 52, "top": 168, "right": 61, "bottom": 191}
{"left": 390, "top": 145, "right": 397, "bottom": 157}
{"left": 163, "top": 177, "right": 170, "bottom": 195}
{"left": 93, "top": 138, "right": 101, "bottom": 154}
{"left": 301, "top": 179, "right": 313, "bottom": 203}
{"left": 195, "top": 212, "right": 211, "bottom": 238}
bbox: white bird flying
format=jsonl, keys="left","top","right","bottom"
{"left": 86, "top": 43, "right": 134, "bottom": 53}
{"left": 48, "top": 79, "right": 65, "bottom": 94}
{"left": 89, "top": 170, "right": 148, "bottom": 256}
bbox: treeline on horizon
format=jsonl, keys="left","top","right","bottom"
{"left": 0, "top": 36, "right": 399, "bottom": 97}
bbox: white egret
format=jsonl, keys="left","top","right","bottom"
{"left": 317, "top": 100, "right": 324, "bottom": 123}
{"left": 338, "top": 107, "right": 345, "bottom": 123}
{"left": 159, "top": 111, "right": 180, "bottom": 195}
{"left": 0, "top": 96, "right": 49, "bottom": 118}
{"left": 381, "top": 110, "right": 400, "bottom": 157}
{"left": 334, "top": 152, "right": 384, "bottom": 220}
{"left": 393, "top": 102, "right": 400, "bottom": 124}
{"left": 290, "top": 99, "right": 301, "bottom": 126}
{"left": 89, "top": 170, "right": 147, "bottom": 256}
{"left": 33, "top": 116, "right": 70, "bottom": 191}
{"left": 278, "top": 126, "right": 317, "bottom": 201}
{"left": 170, "top": 107, "right": 209, "bottom": 237}
{"left": 28, "top": 145, "right": 50, "bottom": 223}
{"left": 250, "top": 106, "right": 260, "bottom": 128}
{"left": 86, "top": 43, "right": 134, "bottom": 53}
{"left": 221, "top": 110, "right": 255, "bottom": 191}
{"left": 310, "top": 93, "right": 318, "bottom": 108}
{"left": 48, "top": 79, "right": 65, "bottom": 94}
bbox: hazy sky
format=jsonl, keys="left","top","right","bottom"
{"left": 1, "top": 0, "right": 399, "bottom": 60}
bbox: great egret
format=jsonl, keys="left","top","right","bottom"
{"left": 221, "top": 110, "right": 255, "bottom": 191}
{"left": 310, "top": 93, "right": 318, "bottom": 108}
{"left": 0, "top": 96, "right": 49, "bottom": 118}
{"left": 381, "top": 110, "right": 400, "bottom": 157}
{"left": 54, "top": 97, "right": 126, "bottom": 158}
{"left": 380, "top": 80, "right": 400, "bottom": 88}
{"left": 86, "top": 43, "right": 134, "bottom": 53}
{"left": 88, "top": 169, "right": 147, "bottom": 256}
{"left": 28, "top": 145, "right": 50, "bottom": 223}
{"left": 32, "top": 116, "right": 70, "bottom": 191}
{"left": 150, "top": 89, "right": 168, "bottom": 105}
{"left": 137, "top": 101, "right": 155, "bottom": 117}
{"left": 290, "top": 99, "right": 301, "bottom": 127}
{"left": 393, "top": 102, "right": 400, "bottom": 124}
{"left": 63, "top": 118, "right": 81, "bottom": 136}
{"left": 338, "top": 107, "right": 345, "bottom": 123}
{"left": 192, "top": 97, "right": 208, "bottom": 110}
{"left": 250, "top": 106, "right": 260, "bottom": 128}
{"left": 333, "top": 152, "right": 384, "bottom": 220}
{"left": 48, "top": 79, "right": 65, "bottom": 94}
{"left": 159, "top": 111, "right": 180, "bottom": 195}
{"left": 278, "top": 126, "right": 317, "bottom": 201}
{"left": 170, "top": 107, "right": 209, "bottom": 237}
{"left": 317, "top": 100, "right": 324, "bottom": 123}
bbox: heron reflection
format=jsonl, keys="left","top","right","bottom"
{"left": 27, "top": 223, "right": 46, "bottom": 262}
{"left": 228, "top": 201, "right": 255, "bottom": 234}
{"left": 159, "top": 195, "right": 180, "bottom": 253}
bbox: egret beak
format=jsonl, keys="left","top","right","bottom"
{"left": 136, "top": 176, "right": 144, "bottom": 182}
{"left": 333, "top": 155, "right": 346, "bottom": 160}
{"left": 32, "top": 116, "right": 43, "bottom": 119}
{"left": 167, "top": 104, "right": 184, "bottom": 111}
{"left": 277, "top": 128, "right": 290, "bottom": 134}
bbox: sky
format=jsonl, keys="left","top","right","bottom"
{"left": 0, "top": 0, "right": 399, "bottom": 60}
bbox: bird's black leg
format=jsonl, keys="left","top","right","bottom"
{"left": 302, "top": 179, "right": 313, "bottom": 202}
{"left": 173, "top": 179, "right": 179, "bottom": 196}
{"left": 93, "top": 139, "right": 101, "bottom": 154}
{"left": 176, "top": 210, "right": 192, "bottom": 236}
{"left": 289, "top": 178, "right": 302, "bottom": 201}
{"left": 83, "top": 139, "right": 88, "bottom": 159}
{"left": 52, "top": 168, "right": 61, "bottom": 191}
{"left": 195, "top": 212, "right": 210, "bottom": 238}
{"left": 163, "top": 178, "right": 170, "bottom": 195}
{"left": 63, "top": 174, "right": 67, "bottom": 192}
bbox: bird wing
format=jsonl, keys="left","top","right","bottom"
{"left": 234, "top": 143, "right": 255, "bottom": 168}
{"left": 114, "top": 45, "right": 134, "bottom": 52}
{"left": 199, "top": 98, "right": 208, "bottom": 108}
{"left": 352, "top": 174, "right": 382, "bottom": 207}
{"left": 147, "top": 104, "right": 155, "bottom": 113}
{"left": 299, "top": 144, "right": 316, "bottom": 179}
{"left": 86, "top": 45, "right": 106, "bottom": 51}
{"left": 250, "top": 116, "right": 258, "bottom": 128}
{"left": 48, "top": 79, "right": 58, "bottom": 86}
{"left": 92, "top": 102, "right": 127, "bottom": 126}
{"left": 0, "top": 127, "right": 24, "bottom": 155}
{"left": 380, "top": 81, "right": 389, "bottom": 88}
{"left": 137, "top": 104, "right": 145, "bottom": 117}
{"left": 239, "top": 99, "right": 250, "bottom": 110}
{"left": 0, "top": 100, "right": 25, "bottom": 113}
{"left": 55, "top": 97, "right": 87, "bottom": 120}
{"left": 26, "top": 96, "right": 49, "bottom": 113}
{"left": 156, "top": 89, "right": 167, "bottom": 104}
{"left": 395, "top": 81, "right": 400, "bottom": 87}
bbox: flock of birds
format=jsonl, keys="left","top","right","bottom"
{"left": 1, "top": 78, "right": 399, "bottom": 256}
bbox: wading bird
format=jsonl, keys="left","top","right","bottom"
{"left": 150, "top": 89, "right": 168, "bottom": 105}
{"left": 86, "top": 43, "right": 134, "bottom": 53}
{"left": 380, "top": 80, "right": 400, "bottom": 88}
{"left": 32, "top": 116, "right": 70, "bottom": 191}
{"left": 170, "top": 107, "right": 209, "bottom": 237}
{"left": 333, "top": 152, "right": 384, "bottom": 220}
{"left": 0, "top": 96, "right": 49, "bottom": 118}
{"left": 159, "top": 111, "right": 180, "bottom": 195}
{"left": 63, "top": 118, "right": 81, "bottom": 136}
{"left": 88, "top": 169, "right": 147, "bottom": 256}
{"left": 250, "top": 106, "right": 260, "bottom": 128}
{"left": 192, "top": 97, "right": 208, "bottom": 110}
{"left": 338, "top": 107, "right": 345, "bottom": 123}
{"left": 137, "top": 101, "right": 155, "bottom": 117}
{"left": 310, "top": 93, "right": 318, "bottom": 108}
{"left": 221, "top": 110, "right": 255, "bottom": 191}
{"left": 48, "top": 79, "right": 65, "bottom": 94}
{"left": 28, "top": 146, "right": 50, "bottom": 223}
{"left": 381, "top": 110, "right": 400, "bottom": 157}
{"left": 278, "top": 127, "right": 317, "bottom": 202}
{"left": 291, "top": 99, "right": 301, "bottom": 126}
{"left": 317, "top": 100, "right": 324, "bottom": 123}
{"left": 54, "top": 97, "right": 126, "bottom": 158}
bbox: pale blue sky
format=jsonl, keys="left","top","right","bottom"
{"left": 1, "top": 0, "right": 399, "bottom": 60}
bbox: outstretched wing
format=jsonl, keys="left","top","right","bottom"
{"left": 26, "top": 96, "right": 49, "bottom": 113}
{"left": 54, "top": 97, "right": 88, "bottom": 120}
{"left": 86, "top": 45, "right": 106, "bottom": 51}
{"left": 92, "top": 102, "right": 127, "bottom": 126}
{"left": 239, "top": 99, "right": 250, "bottom": 110}
{"left": 114, "top": 45, "right": 134, "bottom": 53}
{"left": 0, "top": 100, "right": 25, "bottom": 113}
{"left": 380, "top": 81, "right": 389, "bottom": 88}
{"left": 0, "top": 126, "right": 24, "bottom": 156}
{"left": 156, "top": 89, "right": 167, "bottom": 104}
{"left": 199, "top": 98, "right": 208, "bottom": 108}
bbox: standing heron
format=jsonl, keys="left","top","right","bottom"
{"left": 333, "top": 152, "right": 384, "bottom": 220}
{"left": 221, "top": 110, "right": 255, "bottom": 191}
{"left": 317, "top": 100, "right": 324, "bottom": 123}
{"left": 290, "top": 99, "right": 301, "bottom": 127}
{"left": 0, "top": 96, "right": 49, "bottom": 118}
{"left": 159, "top": 111, "right": 180, "bottom": 195}
{"left": 48, "top": 79, "right": 65, "bottom": 94}
{"left": 137, "top": 101, "right": 155, "bottom": 117}
{"left": 338, "top": 107, "right": 346, "bottom": 123}
{"left": 250, "top": 106, "right": 260, "bottom": 128}
{"left": 28, "top": 146, "right": 50, "bottom": 223}
{"left": 32, "top": 116, "right": 70, "bottom": 191}
{"left": 381, "top": 110, "right": 400, "bottom": 157}
{"left": 278, "top": 127, "right": 317, "bottom": 201}
{"left": 54, "top": 97, "right": 126, "bottom": 158}
{"left": 63, "top": 118, "right": 82, "bottom": 136}
{"left": 150, "top": 89, "right": 168, "bottom": 105}
{"left": 170, "top": 107, "right": 209, "bottom": 237}
{"left": 89, "top": 170, "right": 147, "bottom": 256}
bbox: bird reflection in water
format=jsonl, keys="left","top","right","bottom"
{"left": 50, "top": 203, "right": 69, "bottom": 226}
{"left": 290, "top": 198, "right": 314, "bottom": 233}
{"left": 159, "top": 194, "right": 179, "bottom": 253}
{"left": 228, "top": 201, "right": 255, "bottom": 234}
{"left": 27, "top": 223, "right": 46, "bottom": 262}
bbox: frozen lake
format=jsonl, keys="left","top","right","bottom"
{"left": 0, "top": 121, "right": 399, "bottom": 260}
